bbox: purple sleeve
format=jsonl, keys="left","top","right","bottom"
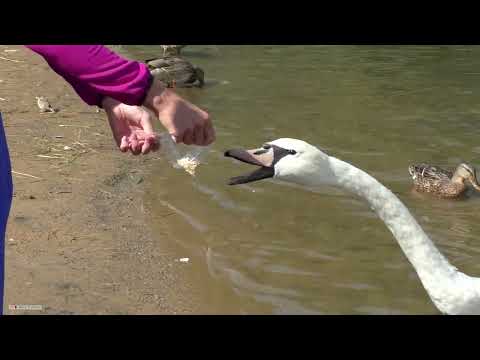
{"left": 25, "top": 45, "right": 153, "bottom": 107}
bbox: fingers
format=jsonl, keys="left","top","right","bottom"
{"left": 149, "top": 90, "right": 216, "bottom": 147}
{"left": 119, "top": 136, "right": 129, "bottom": 152}
{"left": 193, "top": 122, "right": 206, "bottom": 145}
{"left": 174, "top": 113, "right": 213, "bottom": 146}
{"left": 141, "top": 140, "right": 150, "bottom": 155}
{"left": 138, "top": 109, "right": 160, "bottom": 155}
{"left": 129, "top": 134, "right": 142, "bottom": 155}
{"left": 140, "top": 134, "right": 159, "bottom": 155}
{"left": 124, "top": 133, "right": 160, "bottom": 155}
{"left": 183, "top": 129, "right": 194, "bottom": 145}
{"left": 204, "top": 117, "right": 216, "bottom": 145}
{"left": 106, "top": 101, "right": 161, "bottom": 156}
{"left": 139, "top": 108, "right": 155, "bottom": 135}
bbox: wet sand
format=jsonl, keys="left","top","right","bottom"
{"left": 1, "top": 45, "right": 204, "bottom": 314}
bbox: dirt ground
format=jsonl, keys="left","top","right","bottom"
{"left": 1, "top": 45, "right": 204, "bottom": 314}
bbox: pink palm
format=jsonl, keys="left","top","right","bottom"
{"left": 103, "top": 98, "right": 159, "bottom": 155}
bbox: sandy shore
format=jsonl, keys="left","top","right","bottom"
{"left": 1, "top": 45, "right": 204, "bottom": 314}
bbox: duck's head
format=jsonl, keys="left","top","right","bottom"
{"left": 453, "top": 163, "right": 480, "bottom": 191}
{"left": 194, "top": 67, "right": 205, "bottom": 87}
{"left": 225, "top": 138, "right": 337, "bottom": 187}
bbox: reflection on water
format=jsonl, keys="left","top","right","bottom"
{"left": 119, "top": 46, "right": 480, "bottom": 314}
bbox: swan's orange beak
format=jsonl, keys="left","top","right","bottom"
{"left": 225, "top": 146, "right": 275, "bottom": 185}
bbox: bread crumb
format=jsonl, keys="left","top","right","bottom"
{"left": 176, "top": 156, "right": 200, "bottom": 176}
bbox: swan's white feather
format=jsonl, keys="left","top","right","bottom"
{"left": 267, "top": 138, "right": 480, "bottom": 315}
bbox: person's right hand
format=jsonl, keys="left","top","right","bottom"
{"left": 143, "top": 79, "right": 215, "bottom": 146}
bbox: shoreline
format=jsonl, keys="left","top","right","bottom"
{"left": 2, "top": 45, "right": 204, "bottom": 314}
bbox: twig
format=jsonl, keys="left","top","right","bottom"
{"left": 99, "top": 189, "right": 113, "bottom": 197}
{"left": 12, "top": 171, "right": 42, "bottom": 180}
{"left": 73, "top": 141, "right": 88, "bottom": 147}
{"left": 59, "top": 124, "right": 90, "bottom": 128}
{"left": 0, "top": 55, "right": 24, "bottom": 63}
{"left": 0, "top": 97, "right": 6, "bottom": 101}
{"left": 36, "top": 155, "right": 65, "bottom": 159}
{"left": 161, "top": 212, "right": 176, "bottom": 218}
{"left": 62, "top": 177, "right": 83, "bottom": 182}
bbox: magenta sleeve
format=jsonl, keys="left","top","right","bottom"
{"left": 25, "top": 45, "right": 153, "bottom": 107}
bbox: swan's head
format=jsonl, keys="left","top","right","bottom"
{"left": 225, "top": 138, "right": 337, "bottom": 187}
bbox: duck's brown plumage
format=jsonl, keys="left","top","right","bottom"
{"left": 145, "top": 56, "right": 204, "bottom": 88}
{"left": 408, "top": 163, "right": 480, "bottom": 198}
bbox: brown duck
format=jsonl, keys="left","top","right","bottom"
{"left": 145, "top": 56, "right": 204, "bottom": 88}
{"left": 408, "top": 163, "right": 480, "bottom": 198}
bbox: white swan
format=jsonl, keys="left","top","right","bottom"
{"left": 225, "top": 138, "right": 480, "bottom": 315}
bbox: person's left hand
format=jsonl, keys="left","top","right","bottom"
{"left": 102, "top": 97, "right": 159, "bottom": 155}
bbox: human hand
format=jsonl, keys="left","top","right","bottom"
{"left": 102, "top": 97, "right": 160, "bottom": 155}
{"left": 143, "top": 79, "right": 215, "bottom": 146}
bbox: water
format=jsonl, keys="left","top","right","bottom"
{"left": 118, "top": 45, "right": 480, "bottom": 314}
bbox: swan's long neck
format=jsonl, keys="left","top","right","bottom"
{"left": 326, "top": 156, "right": 479, "bottom": 314}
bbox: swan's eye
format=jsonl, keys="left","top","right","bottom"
{"left": 288, "top": 149, "right": 297, "bottom": 155}
{"left": 262, "top": 144, "right": 272, "bottom": 150}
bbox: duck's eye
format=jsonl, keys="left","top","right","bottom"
{"left": 288, "top": 149, "right": 297, "bottom": 155}
{"left": 262, "top": 144, "right": 272, "bottom": 150}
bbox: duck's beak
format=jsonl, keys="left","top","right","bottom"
{"left": 469, "top": 173, "right": 480, "bottom": 192}
{"left": 224, "top": 147, "right": 275, "bottom": 185}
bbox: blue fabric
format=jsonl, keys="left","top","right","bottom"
{"left": 0, "top": 113, "right": 13, "bottom": 315}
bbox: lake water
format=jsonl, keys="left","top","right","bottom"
{"left": 118, "top": 45, "right": 480, "bottom": 314}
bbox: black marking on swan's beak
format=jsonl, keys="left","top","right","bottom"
{"left": 224, "top": 145, "right": 292, "bottom": 185}
{"left": 224, "top": 148, "right": 274, "bottom": 185}
{"left": 227, "top": 166, "right": 275, "bottom": 185}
